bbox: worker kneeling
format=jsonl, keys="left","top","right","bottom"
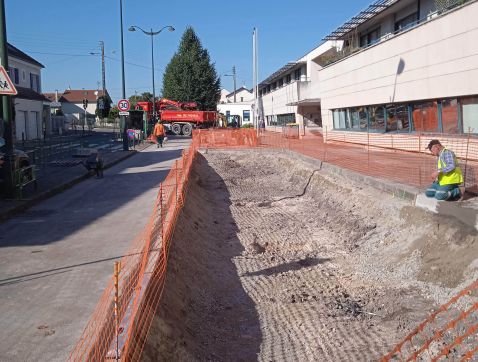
{"left": 425, "top": 139, "right": 463, "bottom": 201}
{"left": 153, "top": 120, "right": 165, "bottom": 148}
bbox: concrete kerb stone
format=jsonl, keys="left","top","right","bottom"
{"left": 0, "top": 144, "right": 152, "bottom": 223}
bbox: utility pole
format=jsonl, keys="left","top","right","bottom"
{"left": 100, "top": 40, "right": 106, "bottom": 96}
{"left": 224, "top": 66, "right": 237, "bottom": 102}
{"left": 232, "top": 66, "right": 237, "bottom": 103}
{"left": 119, "top": 0, "right": 128, "bottom": 151}
{"left": 0, "top": 0, "right": 14, "bottom": 197}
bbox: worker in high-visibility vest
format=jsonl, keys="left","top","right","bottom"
{"left": 425, "top": 139, "right": 463, "bottom": 200}
{"left": 153, "top": 120, "right": 165, "bottom": 148}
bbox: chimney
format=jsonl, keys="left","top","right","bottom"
{"left": 55, "top": 89, "right": 58, "bottom": 102}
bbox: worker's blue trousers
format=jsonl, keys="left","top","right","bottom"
{"left": 425, "top": 181, "right": 461, "bottom": 200}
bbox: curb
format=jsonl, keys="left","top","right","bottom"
{"left": 0, "top": 147, "right": 146, "bottom": 223}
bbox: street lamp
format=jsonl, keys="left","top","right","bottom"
{"left": 128, "top": 25, "right": 174, "bottom": 122}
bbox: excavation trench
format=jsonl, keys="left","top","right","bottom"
{"left": 142, "top": 149, "right": 478, "bottom": 361}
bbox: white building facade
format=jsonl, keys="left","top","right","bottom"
{"left": 318, "top": 0, "right": 478, "bottom": 138}
{"left": 217, "top": 87, "right": 254, "bottom": 126}
{"left": 7, "top": 43, "right": 51, "bottom": 141}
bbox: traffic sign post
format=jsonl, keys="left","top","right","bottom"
{"left": 0, "top": 65, "right": 16, "bottom": 95}
{"left": 117, "top": 99, "right": 130, "bottom": 112}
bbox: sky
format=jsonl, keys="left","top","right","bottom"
{"left": 6, "top": 0, "right": 372, "bottom": 103}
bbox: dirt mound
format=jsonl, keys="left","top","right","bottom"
{"left": 142, "top": 150, "right": 478, "bottom": 361}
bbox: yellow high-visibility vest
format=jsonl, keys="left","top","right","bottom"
{"left": 438, "top": 148, "right": 463, "bottom": 186}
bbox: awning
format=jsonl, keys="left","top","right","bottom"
{"left": 286, "top": 98, "right": 321, "bottom": 106}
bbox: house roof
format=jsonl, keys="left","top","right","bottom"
{"left": 323, "top": 0, "right": 400, "bottom": 40}
{"left": 58, "top": 89, "right": 109, "bottom": 103}
{"left": 43, "top": 93, "right": 57, "bottom": 102}
{"left": 8, "top": 43, "right": 44, "bottom": 68}
{"left": 226, "top": 87, "right": 252, "bottom": 98}
{"left": 14, "top": 86, "right": 50, "bottom": 102}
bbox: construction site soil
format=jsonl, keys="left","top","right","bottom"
{"left": 142, "top": 149, "right": 478, "bottom": 361}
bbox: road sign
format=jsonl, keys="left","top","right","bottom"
{"left": 117, "top": 99, "right": 130, "bottom": 112}
{"left": 98, "top": 98, "right": 104, "bottom": 110}
{"left": 119, "top": 111, "right": 130, "bottom": 116}
{"left": 0, "top": 66, "right": 17, "bottom": 95}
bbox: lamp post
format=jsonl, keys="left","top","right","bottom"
{"left": 119, "top": 0, "right": 128, "bottom": 150}
{"left": 128, "top": 25, "right": 174, "bottom": 122}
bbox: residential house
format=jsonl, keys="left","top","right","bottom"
{"left": 7, "top": 43, "right": 51, "bottom": 141}
{"left": 217, "top": 87, "right": 254, "bottom": 126}
{"left": 48, "top": 89, "right": 110, "bottom": 127}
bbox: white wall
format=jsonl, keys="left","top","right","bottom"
{"left": 319, "top": 1, "right": 478, "bottom": 130}
{"left": 9, "top": 57, "right": 42, "bottom": 92}
{"left": 14, "top": 98, "right": 44, "bottom": 140}
{"left": 217, "top": 102, "right": 253, "bottom": 123}
{"left": 259, "top": 82, "right": 299, "bottom": 121}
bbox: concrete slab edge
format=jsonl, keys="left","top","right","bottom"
{"left": 0, "top": 149, "right": 140, "bottom": 223}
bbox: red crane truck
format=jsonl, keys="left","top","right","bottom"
{"left": 135, "top": 98, "right": 217, "bottom": 136}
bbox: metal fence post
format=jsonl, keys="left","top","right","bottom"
{"left": 463, "top": 127, "right": 472, "bottom": 192}
{"left": 114, "top": 261, "right": 121, "bottom": 362}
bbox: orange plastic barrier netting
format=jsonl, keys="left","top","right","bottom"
{"left": 69, "top": 138, "right": 199, "bottom": 361}
{"left": 70, "top": 128, "right": 478, "bottom": 361}
{"left": 381, "top": 280, "right": 478, "bottom": 361}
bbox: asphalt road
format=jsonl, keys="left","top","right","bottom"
{"left": 0, "top": 137, "right": 191, "bottom": 361}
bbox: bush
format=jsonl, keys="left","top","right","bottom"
{"left": 241, "top": 123, "right": 253, "bottom": 128}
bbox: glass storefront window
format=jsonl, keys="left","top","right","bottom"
{"left": 369, "top": 106, "right": 385, "bottom": 131}
{"left": 412, "top": 102, "right": 438, "bottom": 132}
{"left": 333, "top": 109, "right": 347, "bottom": 129}
{"left": 386, "top": 104, "right": 409, "bottom": 132}
{"left": 441, "top": 99, "right": 460, "bottom": 134}
{"left": 348, "top": 108, "right": 360, "bottom": 129}
{"left": 461, "top": 97, "right": 478, "bottom": 134}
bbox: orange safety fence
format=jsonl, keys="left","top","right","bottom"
{"left": 196, "top": 128, "right": 478, "bottom": 192}
{"left": 69, "top": 136, "right": 200, "bottom": 361}
{"left": 71, "top": 128, "right": 478, "bottom": 361}
{"left": 381, "top": 280, "right": 478, "bottom": 361}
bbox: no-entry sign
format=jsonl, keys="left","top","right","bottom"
{"left": 117, "top": 99, "right": 130, "bottom": 112}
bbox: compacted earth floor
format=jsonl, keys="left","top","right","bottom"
{"left": 142, "top": 149, "right": 478, "bottom": 361}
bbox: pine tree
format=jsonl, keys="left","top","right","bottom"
{"left": 162, "top": 27, "right": 220, "bottom": 111}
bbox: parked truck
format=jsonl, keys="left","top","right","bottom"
{"left": 135, "top": 98, "right": 217, "bottom": 136}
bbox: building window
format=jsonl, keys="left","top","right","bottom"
{"left": 30, "top": 73, "right": 40, "bottom": 92}
{"left": 386, "top": 104, "right": 410, "bottom": 132}
{"left": 285, "top": 74, "right": 291, "bottom": 84}
{"left": 412, "top": 101, "right": 438, "bottom": 132}
{"left": 441, "top": 99, "right": 460, "bottom": 134}
{"left": 278, "top": 78, "right": 283, "bottom": 87}
{"left": 360, "top": 27, "right": 381, "bottom": 47}
{"left": 368, "top": 105, "right": 385, "bottom": 131}
{"left": 347, "top": 108, "right": 365, "bottom": 129}
{"left": 241, "top": 97, "right": 243, "bottom": 102}
{"left": 461, "top": 96, "right": 478, "bottom": 134}
{"left": 243, "top": 110, "right": 250, "bottom": 123}
{"left": 333, "top": 109, "right": 347, "bottom": 129}
{"left": 294, "top": 68, "right": 302, "bottom": 81}
{"left": 271, "top": 82, "right": 277, "bottom": 90}
{"left": 277, "top": 113, "right": 295, "bottom": 126}
{"left": 9, "top": 67, "right": 19, "bottom": 84}
{"left": 394, "top": 12, "right": 418, "bottom": 32}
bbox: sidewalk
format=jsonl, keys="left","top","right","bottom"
{"left": 0, "top": 141, "right": 152, "bottom": 222}
{"left": 0, "top": 137, "right": 191, "bottom": 362}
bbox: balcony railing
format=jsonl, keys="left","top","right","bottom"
{"left": 321, "top": 0, "right": 474, "bottom": 67}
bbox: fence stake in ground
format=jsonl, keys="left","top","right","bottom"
{"left": 463, "top": 127, "right": 472, "bottom": 193}
{"left": 114, "top": 261, "right": 121, "bottom": 361}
